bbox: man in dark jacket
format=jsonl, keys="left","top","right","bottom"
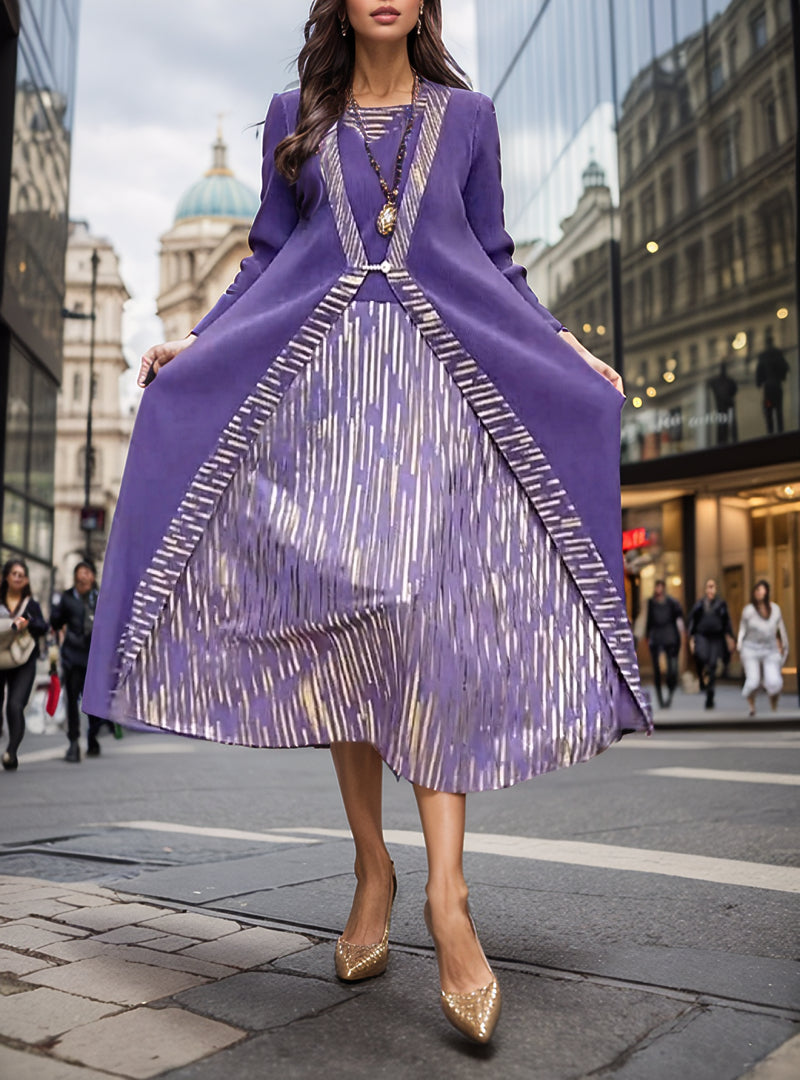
{"left": 646, "top": 580, "right": 684, "bottom": 708}
{"left": 51, "top": 562, "right": 103, "bottom": 762}
{"left": 756, "top": 330, "right": 790, "bottom": 434}
{"left": 687, "top": 578, "right": 736, "bottom": 710}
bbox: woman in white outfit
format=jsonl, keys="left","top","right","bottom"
{"left": 737, "top": 580, "right": 790, "bottom": 715}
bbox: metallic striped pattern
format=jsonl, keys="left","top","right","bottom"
{"left": 119, "top": 301, "right": 641, "bottom": 791}
{"left": 112, "top": 78, "right": 652, "bottom": 793}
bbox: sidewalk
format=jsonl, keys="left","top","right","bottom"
{"left": 0, "top": 874, "right": 320, "bottom": 1078}
{"left": 1, "top": 872, "right": 797, "bottom": 1079}
{"left": 649, "top": 683, "right": 800, "bottom": 728}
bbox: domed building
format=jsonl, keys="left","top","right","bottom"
{"left": 156, "top": 129, "right": 259, "bottom": 340}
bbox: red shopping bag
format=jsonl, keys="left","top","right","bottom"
{"left": 45, "top": 671, "right": 61, "bottom": 716}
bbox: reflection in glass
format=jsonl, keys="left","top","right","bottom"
{"left": 4, "top": 347, "right": 31, "bottom": 493}
{"left": 3, "top": 0, "right": 80, "bottom": 355}
{"left": 477, "top": 0, "right": 797, "bottom": 465}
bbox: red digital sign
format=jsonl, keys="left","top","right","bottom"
{"left": 622, "top": 527, "right": 650, "bottom": 552}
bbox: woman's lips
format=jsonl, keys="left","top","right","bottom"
{"left": 371, "top": 6, "right": 400, "bottom": 23}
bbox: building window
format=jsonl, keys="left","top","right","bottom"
{"left": 710, "top": 51, "right": 724, "bottom": 95}
{"left": 661, "top": 169, "right": 674, "bottom": 225}
{"left": 714, "top": 124, "right": 739, "bottom": 184}
{"left": 727, "top": 35, "right": 737, "bottom": 76}
{"left": 683, "top": 151, "right": 699, "bottom": 209}
{"left": 622, "top": 139, "right": 633, "bottom": 181}
{"left": 623, "top": 280, "right": 636, "bottom": 326}
{"left": 72, "top": 371, "right": 82, "bottom": 402}
{"left": 713, "top": 226, "right": 737, "bottom": 292}
{"left": 638, "top": 117, "right": 649, "bottom": 160}
{"left": 686, "top": 242, "right": 705, "bottom": 307}
{"left": 750, "top": 9, "right": 767, "bottom": 53}
{"left": 660, "top": 258, "right": 676, "bottom": 316}
{"left": 760, "top": 194, "right": 792, "bottom": 274}
{"left": 760, "top": 94, "right": 779, "bottom": 151}
{"left": 641, "top": 270, "right": 654, "bottom": 321}
{"left": 678, "top": 83, "right": 692, "bottom": 124}
{"left": 689, "top": 343, "right": 699, "bottom": 371}
{"left": 624, "top": 206, "right": 636, "bottom": 247}
{"left": 658, "top": 101, "right": 671, "bottom": 138}
{"left": 640, "top": 185, "right": 656, "bottom": 236}
{"left": 91, "top": 374, "right": 99, "bottom": 401}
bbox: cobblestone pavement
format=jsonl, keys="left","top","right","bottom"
{"left": 0, "top": 874, "right": 324, "bottom": 1078}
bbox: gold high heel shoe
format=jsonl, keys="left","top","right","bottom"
{"left": 424, "top": 900, "right": 502, "bottom": 1044}
{"left": 335, "top": 861, "right": 397, "bottom": 981}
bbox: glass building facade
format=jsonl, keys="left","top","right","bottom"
{"left": 477, "top": 0, "right": 798, "bottom": 688}
{"left": 0, "top": 0, "right": 80, "bottom": 598}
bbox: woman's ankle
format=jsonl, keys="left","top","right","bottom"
{"left": 425, "top": 877, "right": 470, "bottom": 912}
{"left": 353, "top": 848, "right": 393, "bottom": 881}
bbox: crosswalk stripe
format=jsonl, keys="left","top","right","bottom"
{"left": 642, "top": 767, "right": 800, "bottom": 785}
{"left": 617, "top": 738, "right": 800, "bottom": 751}
{"left": 94, "top": 820, "right": 318, "bottom": 845}
{"left": 278, "top": 827, "right": 800, "bottom": 894}
{"left": 20, "top": 744, "right": 195, "bottom": 763}
{"left": 92, "top": 820, "right": 800, "bottom": 894}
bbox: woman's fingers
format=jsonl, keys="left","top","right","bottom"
{"left": 137, "top": 354, "right": 158, "bottom": 388}
{"left": 137, "top": 340, "right": 190, "bottom": 388}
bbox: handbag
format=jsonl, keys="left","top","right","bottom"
{"left": 0, "top": 598, "right": 37, "bottom": 670}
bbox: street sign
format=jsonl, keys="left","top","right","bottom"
{"left": 80, "top": 506, "right": 105, "bottom": 532}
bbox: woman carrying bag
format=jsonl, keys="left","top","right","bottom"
{"left": 0, "top": 559, "right": 49, "bottom": 770}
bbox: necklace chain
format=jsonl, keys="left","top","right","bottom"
{"left": 346, "top": 74, "right": 421, "bottom": 237}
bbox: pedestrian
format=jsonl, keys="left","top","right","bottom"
{"left": 755, "top": 330, "right": 790, "bottom": 435}
{"left": 645, "top": 579, "right": 684, "bottom": 708}
{"left": 84, "top": 0, "right": 651, "bottom": 1044}
{"left": 50, "top": 562, "right": 104, "bottom": 762}
{"left": 687, "top": 579, "right": 736, "bottom": 709}
{"left": 0, "top": 559, "right": 49, "bottom": 770}
{"left": 737, "top": 580, "right": 789, "bottom": 715}
{"left": 706, "top": 361, "right": 738, "bottom": 445}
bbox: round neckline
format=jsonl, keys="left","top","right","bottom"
{"left": 355, "top": 102, "right": 415, "bottom": 110}
{"left": 348, "top": 75, "right": 425, "bottom": 111}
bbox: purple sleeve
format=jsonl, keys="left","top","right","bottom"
{"left": 192, "top": 94, "right": 299, "bottom": 336}
{"left": 463, "top": 95, "right": 564, "bottom": 334}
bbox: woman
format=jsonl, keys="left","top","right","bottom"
{"left": 0, "top": 559, "right": 48, "bottom": 770}
{"left": 737, "top": 580, "right": 789, "bottom": 715}
{"left": 687, "top": 578, "right": 736, "bottom": 710}
{"left": 84, "top": 0, "right": 651, "bottom": 1043}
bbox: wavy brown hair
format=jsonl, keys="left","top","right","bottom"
{"left": 275, "top": 0, "right": 471, "bottom": 183}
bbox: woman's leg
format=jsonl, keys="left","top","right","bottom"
{"left": 330, "top": 742, "right": 394, "bottom": 944}
{"left": 741, "top": 649, "right": 762, "bottom": 712}
{"left": 5, "top": 654, "right": 37, "bottom": 758}
{"left": 413, "top": 784, "right": 494, "bottom": 994}
{"left": 762, "top": 653, "right": 784, "bottom": 706}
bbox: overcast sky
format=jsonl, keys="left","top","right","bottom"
{"left": 69, "top": 0, "right": 478, "bottom": 398}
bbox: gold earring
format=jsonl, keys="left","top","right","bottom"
{"left": 417, "top": 3, "right": 423, "bottom": 35}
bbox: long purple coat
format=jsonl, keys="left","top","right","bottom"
{"left": 84, "top": 81, "right": 651, "bottom": 792}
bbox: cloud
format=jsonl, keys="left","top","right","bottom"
{"left": 68, "top": 0, "right": 477, "bottom": 406}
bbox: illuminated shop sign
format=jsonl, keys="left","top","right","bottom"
{"left": 622, "top": 527, "right": 652, "bottom": 552}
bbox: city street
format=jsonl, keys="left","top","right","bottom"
{"left": 0, "top": 691, "right": 798, "bottom": 1079}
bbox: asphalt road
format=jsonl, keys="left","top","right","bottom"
{"left": 1, "top": 717, "right": 799, "bottom": 1078}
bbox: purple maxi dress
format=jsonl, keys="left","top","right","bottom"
{"left": 83, "top": 82, "right": 652, "bottom": 793}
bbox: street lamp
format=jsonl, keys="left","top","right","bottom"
{"left": 62, "top": 247, "right": 100, "bottom": 562}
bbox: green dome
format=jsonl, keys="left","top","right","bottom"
{"left": 175, "top": 133, "right": 259, "bottom": 222}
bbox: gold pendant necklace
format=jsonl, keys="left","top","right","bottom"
{"left": 347, "top": 75, "right": 420, "bottom": 237}
{"left": 376, "top": 202, "right": 398, "bottom": 237}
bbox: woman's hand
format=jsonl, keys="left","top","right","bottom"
{"left": 12, "top": 615, "right": 29, "bottom": 632}
{"left": 138, "top": 335, "right": 197, "bottom": 388}
{"left": 558, "top": 329, "right": 624, "bottom": 395}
